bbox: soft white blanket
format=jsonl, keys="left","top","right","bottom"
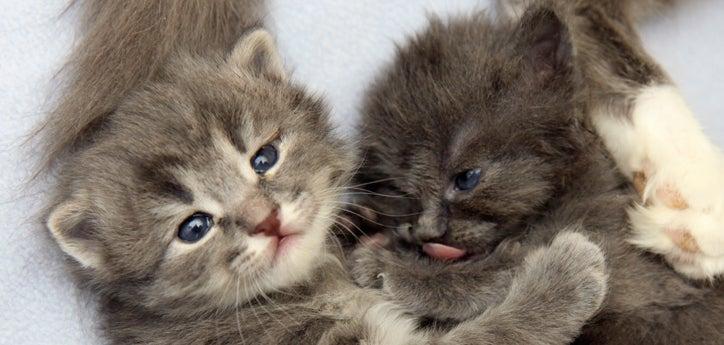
{"left": 1, "top": 0, "right": 722, "bottom": 343}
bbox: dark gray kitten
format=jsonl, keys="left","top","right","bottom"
{"left": 352, "top": 0, "right": 724, "bottom": 344}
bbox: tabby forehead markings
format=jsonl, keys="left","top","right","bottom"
{"left": 136, "top": 154, "right": 194, "bottom": 204}
{"left": 213, "top": 132, "right": 258, "bottom": 184}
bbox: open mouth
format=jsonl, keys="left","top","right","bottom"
{"left": 393, "top": 223, "right": 470, "bottom": 262}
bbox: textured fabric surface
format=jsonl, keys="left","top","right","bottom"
{"left": 1, "top": 0, "right": 721, "bottom": 343}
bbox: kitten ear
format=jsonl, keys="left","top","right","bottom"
{"left": 229, "top": 29, "right": 287, "bottom": 81}
{"left": 47, "top": 197, "right": 103, "bottom": 269}
{"left": 517, "top": 6, "right": 573, "bottom": 81}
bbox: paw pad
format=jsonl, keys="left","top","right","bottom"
{"left": 633, "top": 171, "right": 647, "bottom": 197}
{"left": 665, "top": 228, "right": 700, "bottom": 254}
{"left": 656, "top": 185, "right": 689, "bottom": 210}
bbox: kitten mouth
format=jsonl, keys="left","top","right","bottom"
{"left": 272, "top": 233, "right": 300, "bottom": 262}
{"left": 251, "top": 215, "right": 302, "bottom": 263}
{"left": 422, "top": 242, "right": 467, "bottom": 261}
{"left": 251, "top": 231, "right": 301, "bottom": 264}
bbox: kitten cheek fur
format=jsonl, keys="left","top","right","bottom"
{"left": 46, "top": 30, "right": 355, "bottom": 316}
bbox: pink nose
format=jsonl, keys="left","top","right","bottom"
{"left": 253, "top": 210, "right": 280, "bottom": 237}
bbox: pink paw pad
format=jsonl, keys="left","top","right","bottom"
{"left": 665, "top": 228, "right": 700, "bottom": 254}
{"left": 656, "top": 185, "right": 689, "bottom": 210}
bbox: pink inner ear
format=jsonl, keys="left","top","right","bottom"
{"left": 423, "top": 242, "right": 466, "bottom": 261}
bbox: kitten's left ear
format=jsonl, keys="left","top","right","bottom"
{"left": 47, "top": 196, "right": 104, "bottom": 269}
{"left": 516, "top": 6, "right": 573, "bottom": 81}
{"left": 229, "top": 29, "right": 287, "bottom": 82}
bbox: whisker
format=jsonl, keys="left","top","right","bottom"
{"left": 317, "top": 214, "right": 365, "bottom": 240}
{"left": 330, "top": 207, "right": 403, "bottom": 229}
{"left": 255, "top": 283, "right": 301, "bottom": 331}
{"left": 234, "top": 276, "right": 247, "bottom": 345}
{"left": 331, "top": 218, "right": 364, "bottom": 241}
{"left": 338, "top": 191, "right": 416, "bottom": 199}
{"left": 334, "top": 201, "right": 423, "bottom": 218}
{"left": 247, "top": 288, "right": 273, "bottom": 340}
{"left": 343, "top": 177, "right": 404, "bottom": 189}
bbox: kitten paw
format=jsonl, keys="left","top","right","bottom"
{"left": 512, "top": 232, "right": 608, "bottom": 320}
{"left": 628, "top": 201, "right": 724, "bottom": 280}
{"left": 625, "top": 139, "right": 724, "bottom": 279}
{"left": 594, "top": 85, "right": 724, "bottom": 279}
{"left": 350, "top": 237, "right": 389, "bottom": 289}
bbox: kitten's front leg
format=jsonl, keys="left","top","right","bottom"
{"left": 350, "top": 237, "right": 523, "bottom": 321}
{"left": 593, "top": 85, "right": 724, "bottom": 279}
{"left": 434, "top": 232, "right": 607, "bottom": 345}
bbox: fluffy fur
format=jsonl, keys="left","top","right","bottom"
{"left": 352, "top": 0, "right": 724, "bottom": 344}
{"left": 37, "top": 0, "right": 264, "bottom": 169}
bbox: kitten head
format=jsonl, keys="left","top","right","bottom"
{"left": 46, "top": 30, "right": 354, "bottom": 315}
{"left": 360, "top": 8, "right": 587, "bottom": 258}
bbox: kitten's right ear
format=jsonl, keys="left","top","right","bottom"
{"left": 47, "top": 197, "right": 103, "bottom": 269}
{"left": 516, "top": 6, "right": 573, "bottom": 82}
{"left": 228, "top": 29, "right": 287, "bottom": 82}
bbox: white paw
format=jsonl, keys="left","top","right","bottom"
{"left": 628, "top": 202, "right": 724, "bottom": 280}
{"left": 594, "top": 85, "right": 724, "bottom": 279}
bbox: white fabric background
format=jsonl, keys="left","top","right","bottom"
{"left": 0, "top": 0, "right": 721, "bottom": 343}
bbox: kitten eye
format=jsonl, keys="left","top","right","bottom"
{"left": 251, "top": 144, "right": 278, "bottom": 174}
{"left": 178, "top": 213, "right": 214, "bottom": 243}
{"left": 454, "top": 168, "right": 482, "bottom": 191}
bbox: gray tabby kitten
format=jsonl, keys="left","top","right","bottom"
{"left": 40, "top": 1, "right": 401, "bottom": 344}
{"left": 352, "top": 0, "right": 724, "bottom": 344}
{"left": 39, "top": 1, "right": 609, "bottom": 344}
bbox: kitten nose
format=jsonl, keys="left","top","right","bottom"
{"left": 253, "top": 209, "right": 280, "bottom": 237}
{"left": 414, "top": 223, "right": 448, "bottom": 242}
{"left": 412, "top": 206, "right": 448, "bottom": 242}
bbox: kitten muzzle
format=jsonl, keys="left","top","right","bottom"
{"left": 253, "top": 209, "right": 282, "bottom": 237}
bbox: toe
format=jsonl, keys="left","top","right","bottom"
{"left": 665, "top": 228, "right": 700, "bottom": 254}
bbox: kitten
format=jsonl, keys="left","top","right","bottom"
{"left": 352, "top": 0, "right": 724, "bottom": 344}
{"left": 40, "top": 1, "right": 608, "bottom": 344}
{"left": 39, "top": 1, "right": 408, "bottom": 343}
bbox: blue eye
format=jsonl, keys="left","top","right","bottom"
{"left": 251, "top": 145, "right": 278, "bottom": 174}
{"left": 178, "top": 213, "right": 213, "bottom": 243}
{"left": 454, "top": 168, "right": 482, "bottom": 191}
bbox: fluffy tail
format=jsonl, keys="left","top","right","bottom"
{"left": 37, "top": 0, "right": 264, "bottom": 169}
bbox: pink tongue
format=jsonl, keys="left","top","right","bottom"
{"left": 422, "top": 243, "right": 466, "bottom": 261}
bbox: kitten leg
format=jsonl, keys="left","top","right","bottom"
{"left": 435, "top": 232, "right": 607, "bottom": 345}
{"left": 593, "top": 85, "right": 724, "bottom": 279}
{"left": 350, "top": 238, "right": 522, "bottom": 321}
